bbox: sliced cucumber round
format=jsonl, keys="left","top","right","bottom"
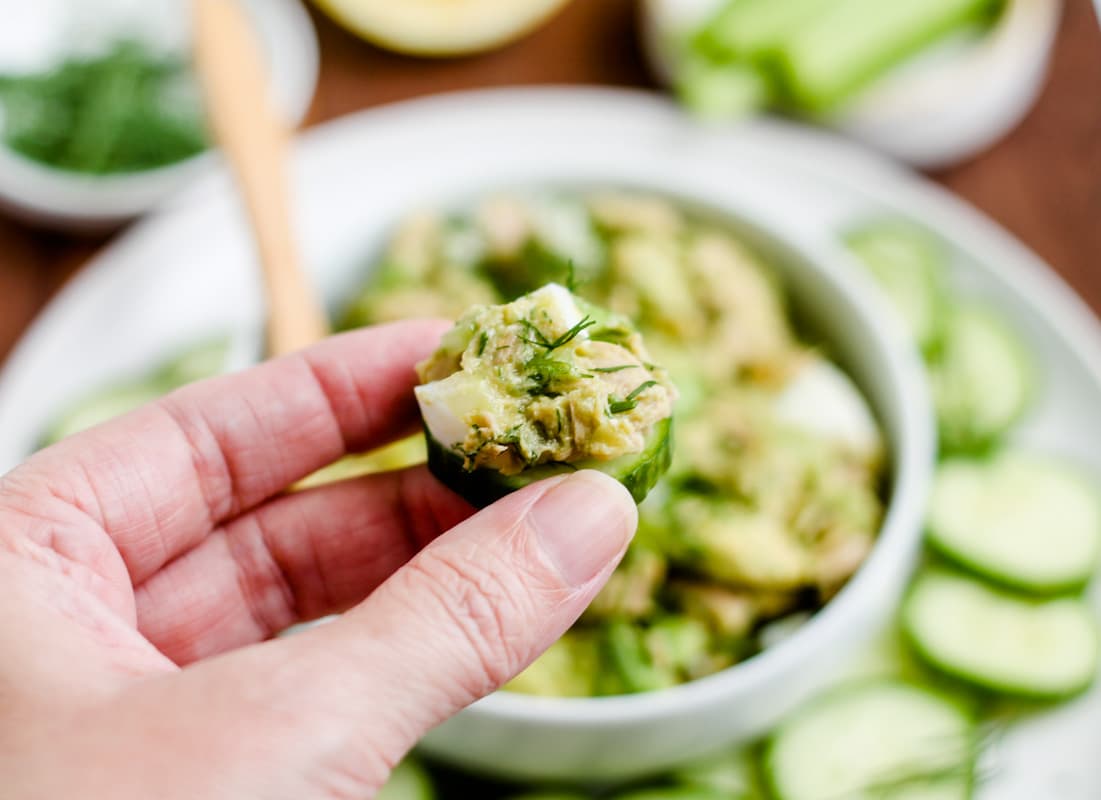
{"left": 311, "top": 0, "right": 571, "bottom": 56}
{"left": 904, "top": 570, "right": 1100, "bottom": 700}
{"left": 671, "top": 749, "right": 761, "bottom": 798}
{"left": 425, "top": 418, "right": 673, "bottom": 508}
{"left": 42, "top": 382, "right": 166, "bottom": 445}
{"left": 931, "top": 305, "right": 1033, "bottom": 454}
{"left": 377, "top": 758, "right": 435, "bottom": 800}
{"left": 765, "top": 681, "right": 975, "bottom": 800}
{"left": 844, "top": 220, "right": 948, "bottom": 355}
{"left": 156, "top": 338, "right": 230, "bottom": 387}
{"left": 614, "top": 788, "right": 729, "bottom": 800}
{"left": 929, "top": 453, "right": 1101, "bottom": 594}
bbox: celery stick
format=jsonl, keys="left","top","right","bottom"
{"left": 675, "top": 56, "right": 770, "bottom": 121}
{"left": 774, "top": 0, "right": 999, "bottom": 113}
{"left": 696, "top": 0, "right": 833, "bottom": 60}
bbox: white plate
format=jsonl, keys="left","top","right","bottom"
{"left": 0, "top": 89, "right": 1097, "bottom": 797}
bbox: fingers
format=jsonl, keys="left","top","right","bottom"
{"left": 193, "top": 471, "right": 637, "bottom": 792}
{"left": 2, "top": 320, "right": 450, "bottom": 585}
{"left": 134, "top": 467, "right": 473, "bottom": 664}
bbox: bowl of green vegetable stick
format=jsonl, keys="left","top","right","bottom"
{"left": 0, "top": 0, "right": 318, "bottom": 230}
{"left": 641, "top": 0, "right": 1061, "bottom": 169}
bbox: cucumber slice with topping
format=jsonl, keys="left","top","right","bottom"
{"left": 929, "top": 454, "right": 1101, "bottom": 594}
{"left": 844, "top": 221, "right": 949, "bottom": 355}
{"left": 904, "top": 570, "right": 1100, "bottom": 700}
{"left": 425, "top": 417, "right": 673, "bottom": 507}
{"left": 765, "top": 681, "right": 976, "bottom": 800}
{"left": 931, "top": 305, "right": 1033, "bottom": 454}
{"left": 377, "top": 759, "right": 435, "bottom": 800}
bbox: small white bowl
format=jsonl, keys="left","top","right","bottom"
{"left": 0, "top": 0, "right": 319, "bottom": 231}
{"left": 418, "top": 191, "right": 936, "bottom": 782}
{"left": 640, "top": 0, "right": 1061, "bottom": 169}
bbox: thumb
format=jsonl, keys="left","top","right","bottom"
{"left": 190, "top": 470, "right": 637, "bottom": 796}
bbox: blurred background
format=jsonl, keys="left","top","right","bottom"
{"left": 0, "top": 0, "right": 1097, "bottom": 364}
{"left": 1, "top": 2, "right": 1100, "bottom": 799}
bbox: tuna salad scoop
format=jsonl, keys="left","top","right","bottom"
{"left": 415, "top": 283, "right": 677, "bottom": 506}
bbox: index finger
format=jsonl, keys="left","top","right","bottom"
{"left": 3, "top": 319, "right": 450, "bottom": 584}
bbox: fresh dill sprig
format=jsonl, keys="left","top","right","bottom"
{"left": 525, "top": 355, "right": 580, "bottom": 394}
{"left": 592, "top": 364, "right": 638, "bottom": 374}
{"left": 564, "top": 260, "right": 586, "bottom": 293}
{"left": 521, "top": 315, "right": 596, "bottom": 352}
{"left": 609, "top": 380, "right": 659, "bottom": 414}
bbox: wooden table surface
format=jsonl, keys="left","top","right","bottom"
{"left": 1, "top": 1, "right": 1099, "bottom": 365}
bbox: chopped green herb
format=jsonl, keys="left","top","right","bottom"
{"left": 0, "top": 40, "right": 206, "bottom": 174}
{"left": 592, "top": 364, "right": 638, "bottom": 374}
{"left": 525, "top": 355, "right": 581, "bottom": 394}
{"left": 521, "top": 315, "right": 596, "bottom": 352}
{"left": 609, "top": 380, "right": 659, "bottom": 414}
{"left": 475, "top": 331, "right": 489, "bottom": 356}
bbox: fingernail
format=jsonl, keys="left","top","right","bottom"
{"left": 528, "top": 471, "right": 637, "bottom": 586}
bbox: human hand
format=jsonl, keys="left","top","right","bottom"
{"left": 0, "top": 320, "right": 637, "bottom": 799}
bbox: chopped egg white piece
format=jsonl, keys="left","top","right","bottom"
{"left": 775, "top": 359, "right": 881, "bottom": 456}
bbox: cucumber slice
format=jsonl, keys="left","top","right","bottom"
{"left": 425, "top": 417, "right": 673, "bottom": 508}
{"left": 156, "top": 338, "right": 230, "bottom": 387}
{"left": 929, "top": 454, "right": 1101, "bottom": 594}
{"left": 765, "top": 681, "right": 976, "bottom": 800}
{"left": 42, "top": 382, "right": 166, "bottom": 445}
{"left": 672, "top": 749, "right": 762, "bottom": 798}
{"left": 904, "top": 570, "right": 1100, "bottom": 700}
{"left": 311, "top": 0, "right": 571, "bottom": 56}
{"left": 377, "top": 758, "right": 435, "bottom": 800}
{"left": 931, "top": 305, "right": 1033, "bottom": 454}
{"left": 773, "top": 0, "right": 997, "bottom": 112}
{"left": 615, "top": 788, "right": 729, "bottom": 800}
{"left": 844, "top": 221, "right": 949, "bottom": 354}
{"left": 883, "top": 780, "right": 972, "bottom": 800}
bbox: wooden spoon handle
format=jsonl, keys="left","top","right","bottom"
{"left": 192, "top": 0, "right": 328, "bottom": 356}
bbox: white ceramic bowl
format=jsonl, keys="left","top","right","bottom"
{"left": 640, "top": 0, "right": 1061, "bottom": 169}
{"left": 0, "top": 0, "right": 319, "bottom": 231}
{"left": 0, "top": 88, "right": 934, "bottom": 784}
{"left": 417, "top": 189, "right": 935, "bottom": 782}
